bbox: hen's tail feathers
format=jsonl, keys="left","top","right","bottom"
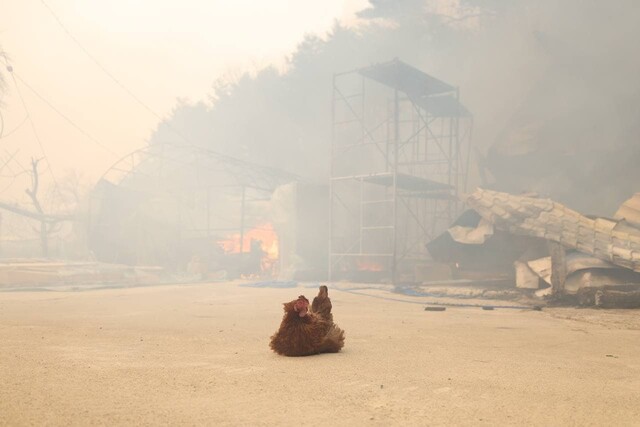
{"left": 320, "top": 324, "right": 345, "bottom": 353}
{"left": 312, "top": 285, "right": 333, "bottom": 323}
{"left": 317, "top": 285, "right": 328, "bottom": 298}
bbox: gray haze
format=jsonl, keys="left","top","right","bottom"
{"left": 151, "top": 0, "right": 640, "bottom": 216}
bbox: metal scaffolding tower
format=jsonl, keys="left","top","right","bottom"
{"left": 329, "top": 59, "right": 472, "bottom": 284}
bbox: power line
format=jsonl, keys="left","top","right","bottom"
{"left": 12, "top": 72, "right": 120, "bottom": 157}
{"left": 39, "top": 0, "right": 169, "bottom": 125}
{"left": 0, "top": 149, "right": 21, "bottom": 176}
{"left": 0, "top": 150, "right": 28, "bottom": 194}
{"left": 1, "top": 54, "right": 62, "bottom": 207}
{"left": 0, "top": 115, "right": 28, "bottom": 139}
{"left": 38, "top": 0, "right": 299, "bottom": 178}
{"left": 7, "top": 68, "right": 60, "bottom": 196}
{"left": 38, "top": 0, "right": 217, "bottom": 155}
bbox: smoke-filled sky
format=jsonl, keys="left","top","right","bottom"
{"left": 2, "top": 0, "right": 640, "bottom": 218}
{"left": 0, "top": 0, "right": 366, "bottom": 200}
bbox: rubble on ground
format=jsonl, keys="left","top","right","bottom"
{"left": 0, "top": 259, "right": 166, "bottom": 290}
{"left": 428, "top": 188, "right": 640, "bottom": 308}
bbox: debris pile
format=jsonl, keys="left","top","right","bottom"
{"left": 0, "top": 259, "right": 166, "bottom": 290}
{"left": 429, "top": 188, "right": 640, "bottom": 308}
{"left": 467, "top": 189, "right": 640, "bottom": 272}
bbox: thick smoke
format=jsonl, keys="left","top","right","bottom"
{"left": 151, "top": 0, "right": 640, "bottom": 215}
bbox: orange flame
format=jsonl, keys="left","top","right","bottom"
{"left": 356, "top": 259, "right": 384, "bottom": 272}
{"left": 218, "top": 223, "right": 279, "bottom": 276}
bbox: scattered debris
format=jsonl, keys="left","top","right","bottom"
{"left": 239, "top": 280, "right": 299, "bottom": 289}
{"left": 0, "top": 259, "right": 165, "bottom": 289}
{"left": 424, "top": 306, "right": 446, "bottom": 311}
{"left": 594, "top": 288, "right": 640, "bottom": 309}
{"left": 427, "top": 209, "right": 546, "bottom": 283}
{"left": 466, "top": 188, "right": 640, "bottom": 274}
{"left": 427, "top": 189, "right": 640, "bottom": 308}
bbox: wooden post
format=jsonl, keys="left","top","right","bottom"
{"left": 548, "top": 241, "right": 567, "bottom": 295}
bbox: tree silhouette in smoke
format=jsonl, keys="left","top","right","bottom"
{"left": 150, "top": 0, "right": 640, "bottom": 215}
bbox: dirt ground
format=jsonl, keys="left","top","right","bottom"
{"left": 1, "top": 281, "right": 640, "bottom": 426}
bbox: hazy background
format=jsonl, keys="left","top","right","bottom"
{"left": 149, "top": 0, "right": 640, "bottom": 216}
{"left": 2, "top": 0, "right": 640, "bottom": 219}
{"left": 0, "top": 0, "right": 365, "bottom": 199}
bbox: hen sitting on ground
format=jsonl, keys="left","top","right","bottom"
{"left": 269, "top": 286, "right": 345, "bottom": 357}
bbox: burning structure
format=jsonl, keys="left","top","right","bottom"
{"left": 87, "top": 144, "right": 296, "bottom": 279}
{"left": 86, "top": 59, "right": 474, "bottom": 286}
{"left": 329, "top": 59, "right": 472, "bottom": 284}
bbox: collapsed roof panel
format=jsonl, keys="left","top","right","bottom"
{"left": 426, "top": 209, "right": 543, "bottom": 271}
{"left": 615, "top": 192, "right": 640, "bottom": 228}
{"left": 466, "top": 188, "right": 640, "bottom": 273}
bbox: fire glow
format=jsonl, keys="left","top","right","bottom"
{"left": 356, "top": 259, "right": 384, "bottom": 272}
{"left": 218, "top": 223, "right": 279, "bottom": 275}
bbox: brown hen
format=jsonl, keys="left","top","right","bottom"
{"left": 269, "top": 286, "right": 345, "bottom": 357}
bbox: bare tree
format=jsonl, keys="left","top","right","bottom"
{"left": 25, "top": 157, "right": 61, "bottom": 257}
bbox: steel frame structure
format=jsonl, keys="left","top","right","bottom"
{"left": 89, "top": 143, "right": 296, "bottom": 268}
{"left": 329, "top": 59, "right": 472, "bottom": 284}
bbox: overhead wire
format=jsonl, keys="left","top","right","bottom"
{"left": 37, "top": 0, "right": 297, "bottom": 180}
{"left": 34, "top": 0, "right": 299, "bottom": 231}
{"left": 1, "top": 15, "right": 121, "bottom": 158}
{"left": 1, "top": 53, "right": 64, "bottom": 214}
{"left": 0, "top": 115, "right": 28, "bottom": 139}
{"left": 38, "top": 0, "right": 172, "bottom": 128}
{"left": 2, "top": 45, "right": 121, "bottom": 213}
{"left": 0, "top": 52, "right": 5, "bottom": 138}
{"left": 6, "top": 64, "right": 61, "bottom": 198}
{"left": 6, "top": 43, "right": 119, "bottom": 216}
{"left": 11, "top": 72, "right": 120, "bottom": 157}
{"left": 37, "top": 0, "right": 223, "bottom": 178}
{"left": 0, "top": 150, "right": 29, "bottom": 194}
{"left": 0, "top": 149, "right": 22, "bottom": 176}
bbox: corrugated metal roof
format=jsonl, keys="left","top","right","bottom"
{"left": 614, "top": 193, "right": 640, "bottom": 228}
{"left": 466, "top": 188, "right": 640, "bottom": 273}
{"left": 359, "top": 59, "right": 454, "bottom": 97}
{"left": 358, "top": 59, "right": 469, "bottom": 118}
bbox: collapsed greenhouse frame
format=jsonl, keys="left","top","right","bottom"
{"left": 87, "top": 143, "right": 296, "bottom": 276}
